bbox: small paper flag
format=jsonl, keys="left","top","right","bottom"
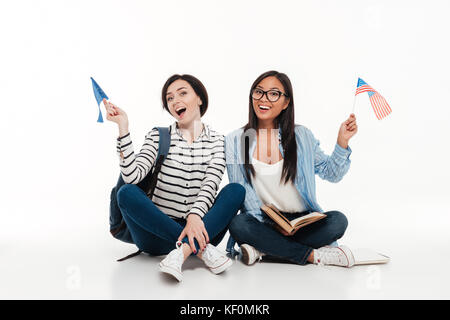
{"left": 355, "top": 78, "right": 392, "bottom": 120}
{"left": 91, "top": 77, "right": 109, "bottom": 123}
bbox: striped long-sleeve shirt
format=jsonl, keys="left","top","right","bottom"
{"left": 116, "top": 122, "right": 226, "bottom": 219}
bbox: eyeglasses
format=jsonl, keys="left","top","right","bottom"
{"left": 252, "top": 88, "right": 288, "bottom": 102}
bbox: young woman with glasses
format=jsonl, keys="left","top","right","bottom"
{"left": 105, "top": 74, "right": 245, "bottom": 282}
{"left": 225, "top": 70, "right": 358, "bottom": 267}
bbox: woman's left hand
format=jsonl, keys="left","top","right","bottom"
{"left": 178, "top": 214, "right": 209, "bottom": 254}
{"left": 337, "top": 113, "right": 358, "bottom": 149}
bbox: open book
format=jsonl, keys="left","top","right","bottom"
{"left": 261, "top": 204, "right": 326, "bottom": 236}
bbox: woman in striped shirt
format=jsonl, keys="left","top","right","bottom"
{"left": 105, "top": 74, "right": 245, "bottom": 282}
{"left": 226, "top": 70, "right": 358, "bottom": 268}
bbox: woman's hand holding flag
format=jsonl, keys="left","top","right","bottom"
{"left": 337, "top": 113, "right": 358, "bottom": 149}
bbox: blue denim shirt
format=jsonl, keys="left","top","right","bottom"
{"left": 225, "top": 124, "right": 352, "bottom": 254}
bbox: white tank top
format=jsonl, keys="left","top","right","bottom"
{"left": 251, "top": 157, "right": 307, "bottom": 213}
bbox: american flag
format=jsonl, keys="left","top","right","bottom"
{"left": 355, "top": 78, "right": 392, "bottom": 120}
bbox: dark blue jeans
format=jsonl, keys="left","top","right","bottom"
{"left": 116, "top": 183, "right": 245, "bottom": 256}
{"left": 229, "top": 211, "right": 348, "bottom": 265}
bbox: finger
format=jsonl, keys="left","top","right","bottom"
{"left": 203, "top": 228, "right": 210, "bottom": 244}
{"left": 346, "top": 121, "right": 356, "bottom": 129}
{"left": 106, "top": 108, "right": 115, "bottom": 117}
{"left": 347, "top": 118, "right": 356, "bottom": 123}
{"left": 200, "top": 232, "right": 207, "bottom": 250}
{"left": 103, "top": 99, "right": 111, "bottom": 111}
{"left": 104, "top": 101, "right": 116, "bottom": 116}
{"left": 195, "top": 232, "right": 206, "bottom": 251}
{"left": 347, "top": 113, "right": 356, "bottom": 122}
{"left": 188, "top": 236, "right": 197, "bottom": 254}
{"left": 348, "top": 126, "right": 356, "bottom": 132}
{"left": 111, "top": 104, "right": 120, "bottom": 116}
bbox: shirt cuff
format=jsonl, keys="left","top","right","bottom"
{"left": 334, "top": 143, "right": 352, "bottom": 160}
{"left": 332, "top": 143, "right": 352, "bottom": 162}
{"left": 117, "top": 133, "right": 132, "bottom": 152}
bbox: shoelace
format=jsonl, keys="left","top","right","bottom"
{"left": 203, "top": 245, "right": 223, "bottom": 263}
{"left": 164, "top": 241, "right": 184, "bottom": 266}
{"left": 316, "top": 247, "right": 348, "bottom": 267}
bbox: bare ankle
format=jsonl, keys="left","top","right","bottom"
{"left": 181, "top": 243, "right": 192, "bottom": 261}
{"left": 307, "top": 250, "right": 315, "bottom": 264}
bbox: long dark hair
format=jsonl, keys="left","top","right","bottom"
{"left": 161, "top": 74, "right": 209, "bottom": 116}
{"left": 243, "top": 70, "right": 297, "bottom": 185}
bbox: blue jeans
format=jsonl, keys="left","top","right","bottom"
{"left": 229, "top": 211, "right": 348, "bottom": 265}
{"left": 116, "top": 183, "right": 245, "bottom": 255}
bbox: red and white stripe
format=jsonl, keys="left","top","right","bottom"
{"left": 355, "top": 84, "right": 375, "bottom": 95}
{"left": 369, "top": 92, "right": 392, "bottom": 120}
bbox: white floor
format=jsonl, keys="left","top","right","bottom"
{"left": 0, "top": 189, "right": 450, "bottom": 299}
{"left": 1, "top": 193, "right": 449, "bottom": 300}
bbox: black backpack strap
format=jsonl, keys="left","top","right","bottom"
{"left": 135, "top": 127, "right": 171, "bottom": 196}
{"left": 117, "top": 249, "right": 143, "bottom": 262}
{"left": 154, "top": 127, "right": 171, "bottom": 158}
{"left": 146, "top": 127, "right": 171, "bottom": 198}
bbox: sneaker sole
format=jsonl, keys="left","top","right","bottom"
{"left": 209, "top": 257, "right": 233, "bottom": 275}
{"left": 240, "top": 244, "right": 255, "bottom": 265}
{"left": 159, "top": 263, "right": 183, "bottom": 282}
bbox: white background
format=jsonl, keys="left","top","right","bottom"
{"left": 1, "top": 0, "right": 449, "bottom": 299}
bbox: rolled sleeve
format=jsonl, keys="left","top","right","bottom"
{"left": 117, "top": 133, "right": 132, "bottom": 159}
{"left": 332, "top": 143, "right": 352, "bottom": 166}
{"left": 313, "top": 138, "right": 352, "bottom": 183}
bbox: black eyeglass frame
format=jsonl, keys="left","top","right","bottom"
{"left": 251, "top": 88, "right": 289, "bottom": 102}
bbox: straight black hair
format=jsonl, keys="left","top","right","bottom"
{"left": 243, "top": 70, "right": 297, "bottom": 185}
{"left": 161, "top": 74, "right": 208, "bottom": 116}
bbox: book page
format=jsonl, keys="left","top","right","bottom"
{"left": 290, "top": 212, "right": 325, "bottom": 226}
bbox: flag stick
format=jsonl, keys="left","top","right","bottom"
{"left": 351, "top": 94, "right": 357, "bottom": 114}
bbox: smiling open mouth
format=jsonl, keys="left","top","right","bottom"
{"left": 176, "top": 107, "right": 186, "bottom": 117}
{"left": 259, "top": 105, "right": 271, "bottom": 111}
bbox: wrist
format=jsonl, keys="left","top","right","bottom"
{"left": 187, "top": 213, "right": 203, "bottom": 221}
{"left": 337, "top": 138, "right": 348, "bottom": 149}
{"left": 119, "top": 125, "right": 129, "bottom": 138}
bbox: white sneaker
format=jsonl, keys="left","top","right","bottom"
{"left": 200, "top": 244, "right": 233, "bottom": 274}
{"left": 240, "top": 244, "right": 265, "bottom": 265}
{"left": 314, "top": 245, "right": 355, "bottom": 268}
{"left": 159, "top": 241, "right": 184, "bottom": 281}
